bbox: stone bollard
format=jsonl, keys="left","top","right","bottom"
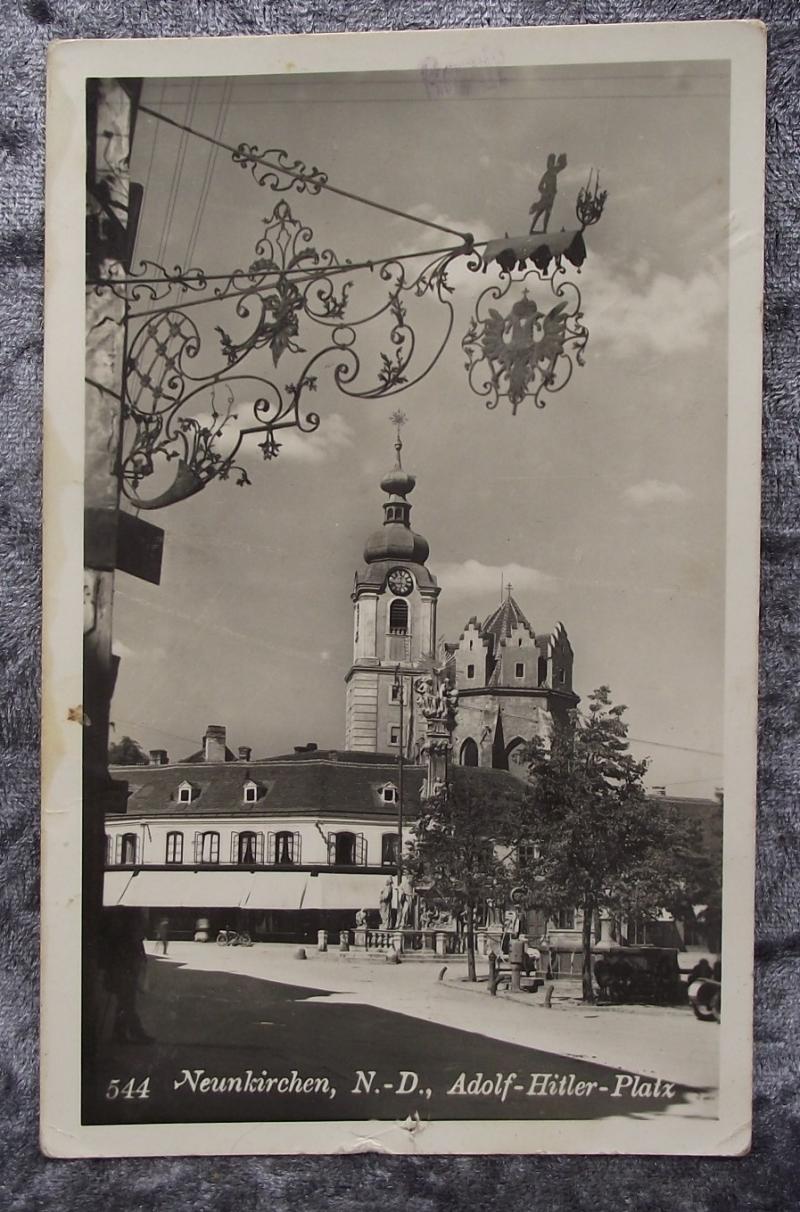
{"left": 386, "top": 947, "right": 401, "bottom": 964}
{"left": 339, "top": 931, "right": 350, "bottom": 952}
{"left": 353, "top": 927, "right": 367, "bottom": 950}
{"left": 488, "top": 951, "right": 498, "bottom": 996}
{"left": 390, "top": 930, "right": 404, "bottom": 954}
{"left": 435, "top": 931, "right": 448, "bottom": 957}
{"left": 294, "top": 947, "right": 307, "bottom": 960}
{"left": 317, "top": 930, "right": 328, "bottom": 953}
{"left": 509, "top": 939, "right": 524, "bottom": 992}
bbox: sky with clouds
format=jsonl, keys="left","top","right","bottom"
{"left": 111, "top": 60, "right": 730, "bottom": 796}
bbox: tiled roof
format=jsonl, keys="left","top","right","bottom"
{"left": 109, "top": 750, "right": 524, "bottom": 822}
{"left": 480, "top": 592, "right": 534, "bottom": 642}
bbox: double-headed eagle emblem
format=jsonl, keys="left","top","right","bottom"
{"left": 480, "top": 292, "right": 569, "bottom": 409}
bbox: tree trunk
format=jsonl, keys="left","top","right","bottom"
{"left": 581, "top": 899, "right": 595, "bottom": 1003}
{"left": 466, "top": 902, "right": 477, "bottom": 982}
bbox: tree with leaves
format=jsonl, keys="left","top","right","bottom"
{"left": 513, "top": 686, "right": 698, "bottom": 1003}
{"left": 406, "top": 768, "right": 523, "bottom": 982}
{"left": 108, "top": 735, "right": 150, "bottom": 766}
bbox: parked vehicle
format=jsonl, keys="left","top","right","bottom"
{"left": 593, "top": 946, "right": 683, "bottom": 1004}
{"left": 688, "top": 977, "right": 721, "bottom": 1022}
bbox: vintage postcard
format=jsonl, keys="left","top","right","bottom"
{"left": 41, "top": 22, "right": 765, "bottom": 1156}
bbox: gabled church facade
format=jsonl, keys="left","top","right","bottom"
{"left": 446, "top": 592, "right": 578, "bottom": 777}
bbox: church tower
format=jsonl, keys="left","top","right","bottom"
{"left": 447, "top": 583, "right": 579, "bottom": 779}
{"left": 345, "top": 415, "right": 439, "bottom": 753}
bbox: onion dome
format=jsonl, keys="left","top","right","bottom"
{"left": 363, "top": 423, "right": 430, "bottom": 565}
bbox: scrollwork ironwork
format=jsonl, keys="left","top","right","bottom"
{"left": 117, "top": 200, "right": 465, "bottom": 507}
{"left": 462, "top": 271, "right": 588, "bottom": 414}
{"left": 231, "top": 143, "right": 329, "bottom": 194}
{"left": 109, "top": 160, "right": 604, "bottom": 505}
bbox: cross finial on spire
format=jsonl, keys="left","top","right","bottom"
{"left": 390, "top": 409, "right": 407, "bottom": 468}
{"left": 506, "top": 581, "right": 513, "bottom": 600}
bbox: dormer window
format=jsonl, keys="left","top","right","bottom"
{"left": 177, "top": 780, "right": 194, "bottom": 804}
{"left": 243, "top": 780, "right": 259, "bottom": 804}
{"left": 381, "top": 783, "right": 399, "bottom": 805}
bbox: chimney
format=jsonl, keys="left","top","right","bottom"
{"left": 149, "top": 749, "right": 168, "bottom": 766}
{"left": 238, "top": 746, "right": 252, "bottom": 762}
{"left": 293, "top": 742, "right": 318, "bottom": 754}
{"left": 203, "top": 724, "right": 227, "bottom": 763}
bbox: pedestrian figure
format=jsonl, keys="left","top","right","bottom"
{"left": 529, "top": 152, "right": 567, "bottom": 233}
{"left": 100, "top": 910, "right": 153, "bottom": 1045}
{"left": 156, "top": 916, "right": 169, "bottom": 956}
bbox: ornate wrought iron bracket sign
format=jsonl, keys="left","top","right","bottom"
{"left": 462, "top": 170, "right": 607, "bottom": 414}
{"left": 89, "top": 132, "right": 606, "bottom": 508}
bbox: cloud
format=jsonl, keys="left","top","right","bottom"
{"left": 434, "top": 559, "right": 557, "bottom": 597}
{"left": 582, "top": 253, "right": 726, "bottom": 360}
{"left": 403, "top": 203, "right": 491, "bottom": 248}
{"left": 624, "top": 479, "right": 691, "bottom": 506}
{"left": 272, "top": 412, "right": 354, "bottom": 465}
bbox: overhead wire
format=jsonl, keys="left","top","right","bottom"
{"left": 183, "top": 79, "right": 232, "bottom": 272}
{"left": 136, "top": 100, "right": 474, "bottom": 243}
{"left": 156, "top": 81, "right": 199, "bottom": 271}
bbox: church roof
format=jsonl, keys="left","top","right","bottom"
{"left": 481, "top": 591, "right": 534, "bottom": 642}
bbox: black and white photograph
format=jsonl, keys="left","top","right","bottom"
{"left": 41, "top": 23, "right": 764, "bottom": 1157}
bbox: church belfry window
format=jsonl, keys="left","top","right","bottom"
{"left": 389, "top": 598, "right": 408, "bottom": 635}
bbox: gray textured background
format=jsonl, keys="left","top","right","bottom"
{"left": 1, "top": 1, "right": 796, "bottom": 1208}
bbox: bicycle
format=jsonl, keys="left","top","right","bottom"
{"left": 216, "top": 929, "right": 252, "bottom": 947}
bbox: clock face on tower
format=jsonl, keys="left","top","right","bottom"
{"left": 387, "top": 568, "right": 414, "bottom": 596}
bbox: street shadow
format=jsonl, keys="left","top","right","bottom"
{"left": 84, "top": 955, "right": 714, "bottom": 1126}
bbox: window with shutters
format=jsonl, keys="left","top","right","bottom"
{"left": 329, "top": 831, "right": 366, "bottom": 865}
{"left": 118, "top": 833, "right": 138, "bottom": 865}
{"left": 238, "top": 831, "right": 257, "bottom": 865}
{"left": 197, "top": 831, "right": 220, "bottom": 864}
{"left": 388, "top": 599, "right": 408, "bottom": 635}
{"left": 274, "top": 831, "right": 298, "bottom": 864}
{"left": 104, "top": 834, "right": 112, "bottom": 865}
{"left": 165, "top": 831, "right": 183, "bottom": 864}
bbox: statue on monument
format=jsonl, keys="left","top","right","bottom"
{"left": 378, "top": 878, "right": 393, "bottom": 929}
